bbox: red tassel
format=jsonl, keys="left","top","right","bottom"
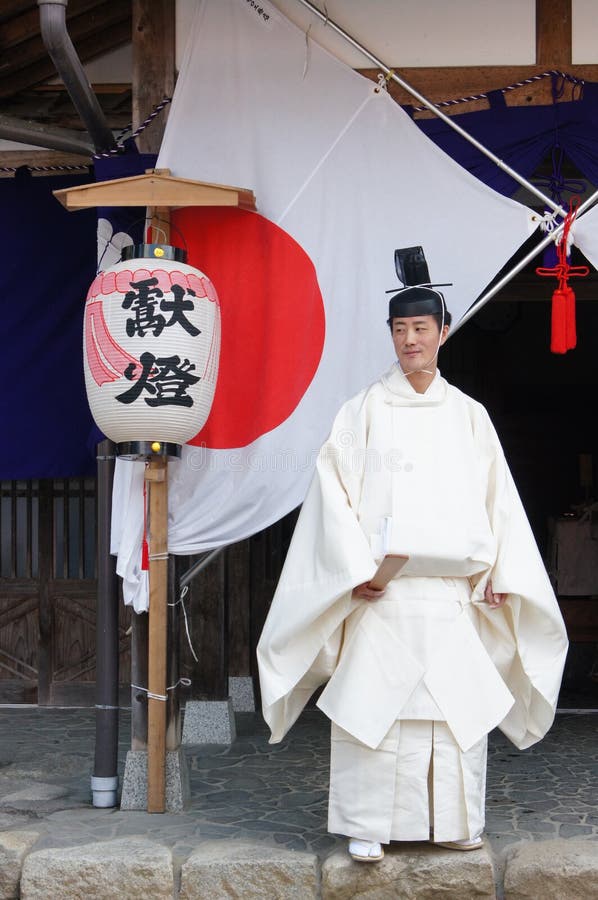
{"left": 564, "top": 284, "right": 577, "bottom": 350}
{"left": 536, "top": 196, "right": 588, "bottom": 353}
{"left": 141, "top": 473, "right": 149, "bottom": 570}
{"left": 550, "top": 288, "right": 568, "bottom": 354}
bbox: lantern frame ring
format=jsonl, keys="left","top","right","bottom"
{"left": 116, "top": 441, "right": 182, "bottom": 461}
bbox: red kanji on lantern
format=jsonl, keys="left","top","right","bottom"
{"left": 536, "top": 197, "right": 589, "bottom": 354}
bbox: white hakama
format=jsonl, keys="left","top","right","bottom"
{"left": 327, "top": 575, "right": 488, "bottom": 844}
{"left": 329, "top": 720, "right": 487, "bottom": 844}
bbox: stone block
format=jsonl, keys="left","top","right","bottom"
{"left": 228, "top": 676, "right": 256, "bottom": 712}
{"left": 20, "top": 837, "right": 173, "bottom": 900}
{"left": 0, "top": 831, "right": 39, "bottom": 900}
{"left": 120, "top": 747, "right": 190, "bottom": 811}
{"left": 182, "top": 700, "right": 236, "bottom": 744}
{"left": 322, "top": 843, "right": 496, "bottom": 899}
{"left": 504, "top": 838, "right": 598, "bottom": 900}
{"left": 179, "top": 840, "right": 319, "bottom": 899}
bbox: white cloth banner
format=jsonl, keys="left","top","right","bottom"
{"left": 113, "top": 0, "right": 537, "bottom": 610}
{"left": 571, "top": 204, "right": 598, "bottom": 270}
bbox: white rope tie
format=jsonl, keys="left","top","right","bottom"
{"left": 149, "top": 552, "right": 169, "bottom": 561}
{"left": 540, "top": 211, "right": 575, "bottom": 255}
{"left": 131, "top": 677, "right": 191, "bottom": 703}
{"left": 168, "top": 585, "right": 199, "bottom": 663}
{"left": 375, "top": 73, "right": 388, "bottom": 93}
{"left": 540, "top": 210, "right": 560, "bottom": 233}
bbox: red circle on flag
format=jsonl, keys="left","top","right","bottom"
{"left": 173, "top": 207, "right": 326, "bottom": 449}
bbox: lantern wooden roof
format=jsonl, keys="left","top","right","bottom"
{"left": 53, "top": 169, "right": 256, "bottom": 211}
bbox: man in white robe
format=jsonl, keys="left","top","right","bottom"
{"left": 257, "top": 284, "right": 568, "bottom": 862}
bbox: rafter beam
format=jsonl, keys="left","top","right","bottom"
{"left": 0, "top": 113, "right": 93, "bottom": 154}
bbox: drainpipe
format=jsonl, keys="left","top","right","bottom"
{"left": 92, "top": 439, "right": 119, "bottom": 808}
{"left": 37, "top": 0, "right": 117, "bottom": 154}
{"left": 37, "top": 0, "right": 121, "bottom": 806}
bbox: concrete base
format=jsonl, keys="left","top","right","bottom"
{"left": 120, "top": 748, "right": 190, "bottom": 812}
{"left": 228, "top": 676, "right": 256, "bottom": 712}
{"left": 182, "top": 699, "right": 236, "bottom": 745}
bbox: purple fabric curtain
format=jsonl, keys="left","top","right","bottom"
{"left": 1, "top": 149, "right": 156, "bottom": 479}
{"left": 410, "top": 79, "right": 598, "bottom": 200}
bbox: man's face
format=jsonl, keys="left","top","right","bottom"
{"left": 391, "top": 315, "right": 449, "bottom": 373}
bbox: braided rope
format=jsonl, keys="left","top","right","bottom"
{"left": 0, "top": 163, "right": 91, "bottom": 174}
{"left": 408, "top": 69, "right": 584, "bottom": 112}
{"left": 93, "top": 95, "right": 172, "bottom": 159}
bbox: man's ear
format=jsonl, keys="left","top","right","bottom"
{"left": 439, "top": 324, "right": 450, "bottom": 345}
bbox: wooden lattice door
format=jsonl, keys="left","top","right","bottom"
{"left": 0, "top": 478, "right": 130, "bottom": 704}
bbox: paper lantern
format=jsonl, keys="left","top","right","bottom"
{"left": 84, "top": 243, "right": 220, "bottom": 457}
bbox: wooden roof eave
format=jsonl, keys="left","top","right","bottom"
{"left": 52, "top": 171, "right": 256, "bottom": 211}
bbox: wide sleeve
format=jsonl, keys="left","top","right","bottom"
{"left": 471, "top": 407, "right": 568, "bottom": 750}
{"left": 257, "top": 395, "right": 378, "bottom": 742}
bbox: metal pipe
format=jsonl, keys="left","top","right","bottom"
{"left": 37, "top": 0, "right": 117, "bottom": 154}
{"left": 0, "top": 113, "right": 93, "bottom": 155}
{"left": 451, "top": 189, "right": 598, "bottom": 334}
{"left": 180, "top": 547, "right": 224, "bottom": 589}
{"left": 92, "top": 439, "right": 120, "bottom": 808}
{"left": 292, "top": 0, "right": 565, "bottom": 216}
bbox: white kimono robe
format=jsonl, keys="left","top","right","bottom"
{"left": 257, "top": 366, "right": 568, "bottom": 841}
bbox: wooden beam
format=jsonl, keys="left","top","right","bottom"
{"left": 0, "top": 1, "right": 35, "bottom": 24}
{"left": 0, "top": 0, "right": 109, "bottom": 51}
{"left": 0, "top": 19, "right": 132, "bottom": 98}
{"left": 357, "top": 63, "right": 596, "bottom": 115}
{"left": 355, "top": 0, "right": 578, "bottom": 115}
{"left": 132, "top": 0, "right": 175, "bottom": 155}
{"left": 536, "top": 0, "right": 571, "bottom": 68}
{"left": 0, "top": 149, "right": 91, "bottom": 175}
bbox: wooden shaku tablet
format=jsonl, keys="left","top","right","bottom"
{"left": 367, "top": 554, "right": 409, "bottom": 590}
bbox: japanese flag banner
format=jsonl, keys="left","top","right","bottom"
{"left": 112, "top": 0, "right": 538, "bottom": 610}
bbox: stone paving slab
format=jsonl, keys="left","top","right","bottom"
{"left": 0, "top": 707, "right": 596, "bottom": 897}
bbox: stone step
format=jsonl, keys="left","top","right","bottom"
{"left": 2, "top": 832, "right": 597, "bottom": 899}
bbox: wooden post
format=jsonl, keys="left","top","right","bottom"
{"left": 146, "top": 203, "right": 172, "bottom": 813}
{"left": 536, "top": 0, "right": 572, "bottom": 68}
{"left": 129, "top": 0, "right": 175, "bottom": 796}
{"left": 146, "top": 455, "right": 169, "bottom": 812}
{"left": 132, "top": 0, "right": 175, "bottom": 156}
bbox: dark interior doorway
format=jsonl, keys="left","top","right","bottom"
{"left": 442, "top": 294, "right": 598, "bottom": 708}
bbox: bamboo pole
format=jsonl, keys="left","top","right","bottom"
{"left": 146, "top": 455, "right": 169, "bottom": 813}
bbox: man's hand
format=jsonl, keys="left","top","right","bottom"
{"left": 352, "top": 582, "right": 386, "bottom": 602}
{"left": 484, "top": 581, "right": 507, "bottom": 609}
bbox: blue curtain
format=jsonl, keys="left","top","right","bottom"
{"left": 1, "top": 150, "right": 156, "bottom": 479}
{"left": 411, "top": 80, "right": 598, "bottom": 199}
